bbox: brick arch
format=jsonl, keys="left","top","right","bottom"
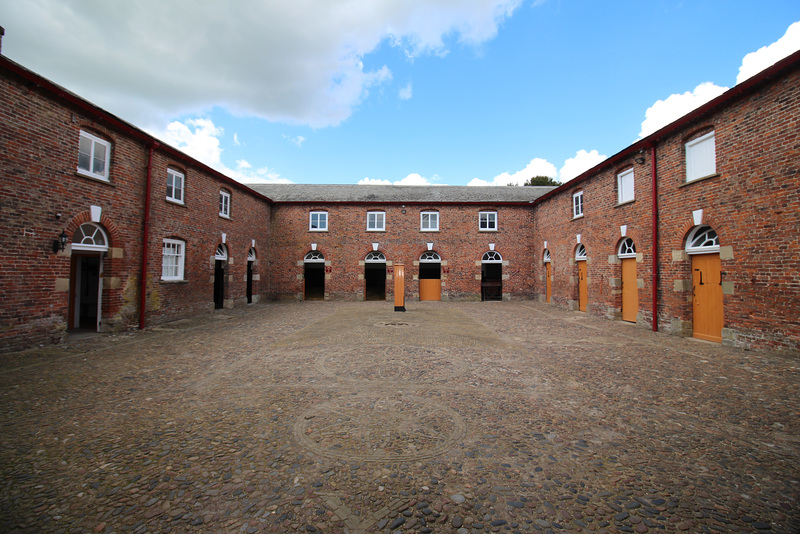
{"left": 674, "top": 212, "right": 727, "bottom": 250}
{"left": 362, "top": 247, "right": 387, "bottom": 260}
{"left": 75, "top": 122, "right": 117, "bottom": 144}
{"left": 614, "top": 233, "right": 641, "bottom": 257}
{"left": 65, "top": 211, "right": 122, "bottom": 248}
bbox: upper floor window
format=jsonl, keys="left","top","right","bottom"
{"left": 167, "top": 169, "right": 185, "bottom": 204}
{"left": 617, "top": 168, "right": 634, "bottom": 204}
{"left": 479, "top": 211, "right": 498, "bottom": 231}
{"left": 572, "top": 191, "right": 584, "bottom": 218}
{"left": 162, "top": 238, "right": 185, "bottom": 281}
{"left": 367, "top": 211, "right": 385, "bottom": 231}
{"left": 686, "top": 131, "right": 716, "bottom": 182}
{"left": 421, "top": 211, "right": 439, "bottom": 232}
{"left": 219, "top": 190, "right": 231, "bottom": 218}
{"left": 310, "top": 211, "right": 328, "bottom": 231}
{"left": 77, "top": 130, "right": 111, "bottom": 181}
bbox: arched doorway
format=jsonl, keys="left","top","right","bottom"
{"left": 481, "top": 250, "right": 503, "bottom": 301}
{"left": 575, "top": 244, "right": 588, "bottom": 312}
{"left": 69, "top": 222, "right": 109, "bottom": 330}
{"left": 419, "top": 251, "right": 442, "bottom": 301}
{"left": 364, "top": 251, "right": 387, "bottom": 301}
{"left": 543, "top": 249, "right": 552, "bottom": 303}
{"left": 214, "top": 244, "right": 228, "bottom": 309}
{"left": 304, "top": 250, "right": 325, "bottom": 300}
{"left": 687, "top": 225, "right": 723, "bottom": 342}
{"left": 246, "top": 248, "right": 256, "bottom": 304}
{"left": 618, "top": 238, "right": 638, "bottom": 322}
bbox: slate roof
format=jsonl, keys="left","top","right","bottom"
{"left": 249, "top": 184, "right": 556, "bottom": 204}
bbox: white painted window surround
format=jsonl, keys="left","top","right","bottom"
{"left": 162, "top": 239, "right": 185, "bottom": 280}
{"left": 77, "top": 130, "right": 111, "bottom": 181}
{"left": 686, "top": 131, "right": 716, "bottom": 182}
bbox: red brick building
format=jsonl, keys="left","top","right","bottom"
{"left": 532, "top": 50, "right": 800, "bottom": 354}
{"left": 250, "top": 184, "right": 549, "bottom": 302}
{"left": 0, "top": 56, "right": 271, "bottom": 352}
{"left": 1, "top": 47, "right": 798, "bottom": 354}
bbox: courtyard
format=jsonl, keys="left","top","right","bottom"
{"left": 1, "top": 301, "right": 798, "bottom": 533}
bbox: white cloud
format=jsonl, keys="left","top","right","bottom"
{"left": 233, "top": 133, "right": 241, "bottom": 146}
{"left": 0, "top": 0, "right": 522, "bottom": 128}
{"left": 152, "top": 118, "right": 290, "bottom": 185}
{"left": 399, "top": 82, "right": 413, "bottom": 100}
{"left": 559, "top": 149, "right": 607, "bottom": 182}
{"left": 638, "top": 82, "right": 728, "bottom": 139}
{"left": 737, "top": 21, "right": 800, "bottom": 84}
{"left": 359, "top": 173, "right": 436, "bottom": 185}
{"left": 283, "top": 134, "right": 307, "bottom": 147}
{"left": 468, "top": 157, "right": 557, "bottom": 186}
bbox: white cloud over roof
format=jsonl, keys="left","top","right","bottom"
{"left": 468, "top": 158, "right": 557, "bottom": 186}
{"left": 1, "top": 0, "right": 521, "bottom": 128}
{"left": 737, "top": 21, "right": 800, "bottom": 84}
{"left": 559, "top": 150, "right": 607, "bottom": 182}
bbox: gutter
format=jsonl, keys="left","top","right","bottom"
{"left": 650, "top": 145, "right": 658, "bottom": 332}
{"left": 140, "top": 141, "right": 158, "bottom": 329}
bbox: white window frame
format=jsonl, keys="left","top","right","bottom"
{"left": 573, "top": 191, "right": 584, "bottom": 218}
{"left": 617, "top": 168, "right": 634, "bottom": 204}
{"left": 77, "top": 130, "right": 111, "bottom": 181}
{"left": 618, "top": 237, "right": 636, "bottom": 259}
{"left": 575, "top": 244, "right": 587, "bottom": 261}
{"left": 310, "top": 211, "right": 328, "bottom": 231}
{"left": 686, "top": 225, "right": 720, "bottom": 255}
{"left": 481, "top": 250, "right": 503, "bottom": 263}
{"left": 304, "top": 250, "right": 325, "bottom": 263}
{"left": 479, "top": 211, "right": 498, "bottom": 231}
{"left": 686, "top": 131, "right": 716, "bottom": 182}
{"left": 162, "top": 239, "right": 185, "bottom": 281}
{"left": 72, "top": 223, "right": 109, "bottom": 252}
{"left": 420, "top": 211, "right": 439, "bottom": 232}
{"left": 167, "top": 169, "right": 185, "bottom": 204}
{"left": 219, "top": 190, "right": 231, "bottom": 218}
{"left": 367, "top": 211, "right": 385, "bottom": 232}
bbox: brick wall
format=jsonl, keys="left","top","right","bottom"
{"left": 532, "top": 60, "right": 800, "bottom": 354}
{"left": 268, "top": 203, "right": 536, "bottom": 301}
{"left": 0, "top": 63, "right": 272, "bottom": 351}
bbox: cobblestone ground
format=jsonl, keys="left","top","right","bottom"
{"left": 1, "top": 301, "right": 798, "bottom": 534}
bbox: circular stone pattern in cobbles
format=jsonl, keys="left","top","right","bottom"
{"left": 293, "top": 393, "right": 466, "bottom": 462}
{"left": 314, "top": 344, "right": 467, "bottom": 383}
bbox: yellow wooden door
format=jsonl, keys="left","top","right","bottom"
{"left": 419, "top": 279, "right": 441, "bottom": 301}
{"left": 692, "top": 253, "right": 723, "bottom": 342}
{"left": 578, "top": 261, "right": 588, "bottom": 312}
{"left": 545, "top": 263, "right": 552, "bottom": 303}
{"left": 621, "top": 258, "right": 638, "bottom": 323}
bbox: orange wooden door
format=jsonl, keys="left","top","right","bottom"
{"left": 419, "top": 279, "right": 441, "bottom": 301}
{"left": 621, "top": 258, "right": 638, "bottom": 323}
{"left": 692, "top": 253, "right": 723, "bottom": 342}
{"left": 578, "top": 261, "right": 588, "bottom": 312}
{"left": 545, "top": 263, "right": 552, "bottom": 303}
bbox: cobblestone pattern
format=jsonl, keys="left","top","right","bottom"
{"left": 1, "top": 302, "right": 798, "bottom": 533}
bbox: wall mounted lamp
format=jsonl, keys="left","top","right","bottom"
{"left": 633, "top": 151, "right": 646, "bottom": 165}
{"left": 52, "top": 229, "right": 68, "bottom": 253}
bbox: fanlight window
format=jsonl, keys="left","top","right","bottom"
{"left": 618, "top": 238, "right": 636, "bottom": 258}
{"left": 247, "top": 248, "right": 256, "bottom": 262}
{"left": 482, "top": 250, "right": 503, "bottom": 263}
{"left": 686, "top": 225, "right": 720, "bottom": 254}
{"left": 72, "top": 223, "right": 108, "bottom": 251}
{"left": 304, "top": 251, "right": 325, "bottom": 263}
{"left": 543, "top": 249, "right": 551, "bottom": 263}
{"left": 365, "top": 251, "right": 386, "bottom": 263}
{"left": 420, "top": 251, "right": 441, "bottom": 263}
{"left": 575, "top": 244, "right": 587, "bottom": 261}
{"left": 215, "top": 244, "right": 228, "bottom": 261}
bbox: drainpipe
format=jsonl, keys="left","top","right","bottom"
{"left": 140, "top": 141, "right": 158, "bottom": 329}
{"left": 650, "top": 145, "right": 658, "bottom": 332}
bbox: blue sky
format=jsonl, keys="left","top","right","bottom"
{"left": 2, "top": 1, "right": 798, "bottom": 186}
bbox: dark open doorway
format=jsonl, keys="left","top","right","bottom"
{"left": 304, "top": 263, "right": 325, "bottom": 300}
{"left": 481, "top": 263, "right": 503, "bottom": 301}
{"left": 69, "top": 254, "right": 102, "bottom": 329}
{"left": 365, "top": 263, "right": 386, "bottom": 301}
{"left": 214, "top": 260, "right": 225, "bottom": 309}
